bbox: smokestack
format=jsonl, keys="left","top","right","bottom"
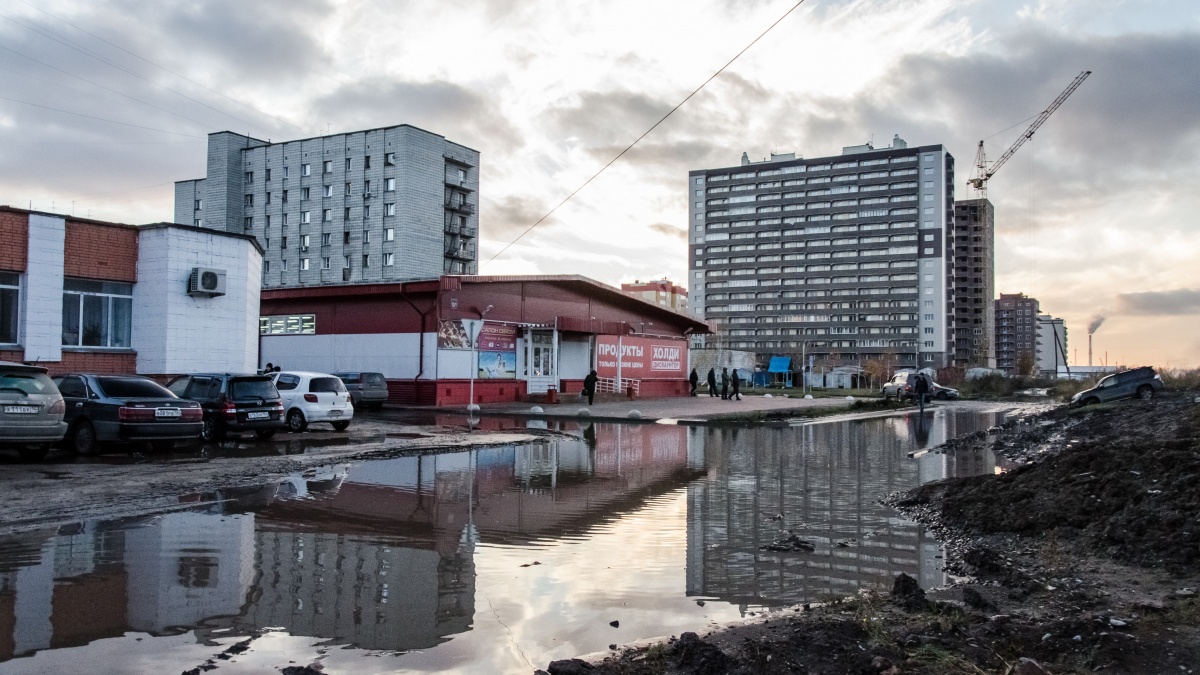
{"left": 1087, "top": 315, "right": 1105, "bottom": 368}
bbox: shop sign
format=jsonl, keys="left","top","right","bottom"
{"left": 596, "top": 336, "right": 686, "bottom": 379}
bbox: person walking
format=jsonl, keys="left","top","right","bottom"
{"left": 689, "top": 368, "right": 699, "bottom": 396}
{"left": 720, "top": 367, "right": 730, "bottom": 400}
{"left": 583, "top": 369, "right": 598, "bottom": 406}
{"left": 706, "top": 368, "right": 718, "bottom": 397}
{"left": 730, "top": 368, "right": 742, "bottom": 400}
{"left": 914, "top": 372, "right": 930, "bottom": 414}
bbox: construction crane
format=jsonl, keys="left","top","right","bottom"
{"left": 969, "top": 70, "right": 1092, "bottom": 198}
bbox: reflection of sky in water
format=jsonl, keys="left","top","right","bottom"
{"left": 0, "top": 407, "right": 1004, "bottom": 674}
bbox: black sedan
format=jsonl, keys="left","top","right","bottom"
{"left": 52, "top": 374, "right": 203, "bottom": 454}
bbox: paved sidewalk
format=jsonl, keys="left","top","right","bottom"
{"left": 393, "top": 392, "right": 881, "bottom": 423}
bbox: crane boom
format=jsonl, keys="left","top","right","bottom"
{"left": 969, "top": 70, "right": 1091, "bottom": 192}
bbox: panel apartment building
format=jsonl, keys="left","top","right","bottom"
{"left": 950, "top": 199, "right": 996, "bottom": 368}
{"left": 175, "top": 125, "right": 479, "bottom": 289}
{"left": 688, "top": 136, "right": 955, "bottom": 370}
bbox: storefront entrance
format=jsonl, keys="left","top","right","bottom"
{"left": 525, "top": 331, "right": 557, "bottom": 394}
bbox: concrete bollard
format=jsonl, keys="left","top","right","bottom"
{"left": 627, "top": 410, "right": 642, "bottom": 419}
{"left": 529, "top": 405, "right": 544, "bottom": 414}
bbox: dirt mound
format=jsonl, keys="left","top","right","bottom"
{"left": 905, "top": 394, "right": 1200, "bottom": 573}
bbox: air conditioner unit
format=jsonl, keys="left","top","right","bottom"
{"left": 188, "top": 267, "right": 227, "bottom": 297}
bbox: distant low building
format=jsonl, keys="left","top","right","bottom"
{"left": 621, "top": 279, "right": 688, "bottom": 312}
{"left": 1036, "top": 314, "right": 1068, "bottom": 377}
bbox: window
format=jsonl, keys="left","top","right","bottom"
{"left": 244, "top": 217, "right": 253, "bottom": 230}
{"left": 384, "top": 252, "right": 394, "bottom": 266}
{"left": 281, "top": 236, "right": 288, "bottom": 249}
{"left": 301, "top": 187, "right": 310, "bottom": 200}
{"left": 300, "top": 258, "right": 309, "bottom": 271}
{"left": 345, "top": 182, "right": 352, "bottom": 195}
{"left": 0, "top": 272, "right": 18, "bottom": 344}
{"left": 322, "top": 209, "right": 331, "bottom": 222}
{"left": 384, "top": 228, "right": 394, "bottom": 241}
{"left": 364, "top": 156, "right": 371, "bottom": 169}
{"left": 344, "top": 207, "right": 351, "bottom": 220}
{"left": 300, "top": 234, "right": 310, "bottom": 250}
{"left": 385, "top": 177, "right": 395, "bottom": 191}
{"left": 61, "top": 278, "right": 132, "bottom": 348}
{"left": 363, "top": 205, "right": 371, "bottom": 218}
{"left": 924, "top": 327, "right": 934, "bottom": 334}
{"left": 265, "top": 168, "right": 271, "bottom": 181}
{"left": 301, "top": 163, "right": 311, "bottom": 176}
{"left": 385, "top": 152, "right": 396, "bottom": 165}
{"left": 263, "top": 260, "right": 270, "bottom": 273}
{"left": 321, "top": 257, "right": 331, "bottom": 269}
{"left": 323, "top": 184, "right": 333, "bottom": 197}
{"left": 283, "top": 166, "right": 290, "bottom": 178}
{"left": 362, "top": 229, "right": 371, "bottom": 243}
{"left": 300, "top": 211, "right": 310, "bottom": 224}
{"left": 193, "top": 219, "right": 203, "bottom": 227}
{"left": 323, "top": 160, "right": 332, "bottom": 174}
{"left": 364, "top": 179, "right": 371, "bottom": 194}
{"left": 385, "top": 203, "right": 395, "bottom": 216}
{"left": 265, "top": 192, "right": 272, "bottom": 205}
{"left": 281, "top": 190, "right": 288, "bottom": 203}
{"left": 281, "top": 259, "right": 288, "bottom": 271}
{"left": 343, "top": 255, "right": 352, "bottom": 268}
{"left": 244, "top": 194, "right": 253, "bottom": 207}
{"left": 362, "top": 254, "right": 370, "bottom": 267}
{"left": 259, "top": 314, "right": 316, "bottom": 335}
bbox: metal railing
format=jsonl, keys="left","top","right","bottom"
{"left": 595, "top": 377, "right": 639, "bottom": 396}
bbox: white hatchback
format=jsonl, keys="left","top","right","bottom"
{"left": 270, "top": 371, "right": 354, "bottom": 432}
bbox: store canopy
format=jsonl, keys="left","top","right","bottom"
{"left": 768, "top": 356, "right": 791, "bottom": 373}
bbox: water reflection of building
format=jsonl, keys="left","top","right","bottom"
{"left": 686, "top": 409, "right": 1001, "bottom": 608}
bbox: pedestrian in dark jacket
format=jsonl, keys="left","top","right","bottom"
{"left": 583, "top": 370, "right": 598, "bottom": 405}
{"left": 706, "top": 368, "right": 718, "bottom": 397}
{"left": 731, "top": 368, "right": 742, "bottom": 400}
{"left": 689, "top": 368, "right": 699, "bottom": 396}
{"left": 720, "top": 367, "right": 730, "bottom": 400}
{"left": 914, "top": 372, "right": 930, "bottom": 413}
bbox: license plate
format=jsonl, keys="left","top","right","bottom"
{"left": 155, "top": 408, "right": 182, "bottom": 418}
{"left": 3, "top": 405, "right": 38, "bottom": 414}
{"left": 329, "top": 410, "right": 342, "bottom": 417}
{"left": 246, "top": 411, "right": 269, "bottom": 420}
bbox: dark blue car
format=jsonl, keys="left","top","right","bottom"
{"left": 52, "top": 374, "right": 203, "bottom": 454}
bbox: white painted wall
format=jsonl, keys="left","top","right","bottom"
{"left": 260, "top": 332, "right": 437, "bottom": 378}
{"left": 132, "top": 227, "right": 261, "bottom": 375}
{"left": 24, "top": 214, "right": 65, "bottom": 362}
{"left": 436, "top": 347, "right": 473, "bottom": 378}
{"left": 559, "top": 337, "right": 592, "bottom": 378}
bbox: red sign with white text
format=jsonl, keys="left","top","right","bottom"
{"left": 596, "top": 336, "right": 687, "bottom": 379}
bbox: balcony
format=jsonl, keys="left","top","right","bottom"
{"left": 445, "top": 200, "right": 476, "bottom": 214}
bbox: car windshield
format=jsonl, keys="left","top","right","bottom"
{"left": 310, "top": 377, "right": 347, "bottom": 393}
{"left": 231, "top": 378, "right": 278, "bottom": 400}
{"left": 0, "top": 371, "right": 56, "bottom": 396}
{"left": 366, "top": 373, "right": 386, "bottom": 385}
{"left": 96, "top": 377, "right": 175, "bottom": 398}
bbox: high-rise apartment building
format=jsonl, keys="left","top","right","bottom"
{"left": 621, "top": 279, "right": 688, "bottom": 312}
{"left": 175, "top": 125, "right": 479, "bottom": 289}
{"left": 951, "top": 199, "right": 995, "bottom": 368}
{"left": 994, "top": 292, "right": 1040, "bottom": 373}
{"left": 687, "top": 136, "right": 955, "bottom": 370}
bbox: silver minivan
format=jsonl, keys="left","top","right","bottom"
{"left": 0, "top": 361, "right": 68, "bottom": 461}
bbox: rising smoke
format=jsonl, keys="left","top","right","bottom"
{"left": 1088, "top": 315, "right": 1106, "bottom": 335}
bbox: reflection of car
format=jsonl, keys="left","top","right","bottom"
{"left": 1071, "top": 367, "right": 1164, "bottom": 406}
{"left": 167, "top": 373, "right": 285, "bottom": 441}
{"left": 332, "top": 372, "right": 388, "bottom": 410}
{"left": 0, "top": 361, "right": 67, "bottom": 461}
{"left": 931, "top": 383, "right": 960, "bottom": 400}
{"left": 882, "top": 372, "right": 917, "bottom": 399}
{"left": 53, "top": 374, "right": 202, "bottom": 454}
{"left": 270, "top": 371, "right": 354, "bottom": 432}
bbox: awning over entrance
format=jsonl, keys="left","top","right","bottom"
{"left": 768, "top": 356, "right": 792, "bottom": 373}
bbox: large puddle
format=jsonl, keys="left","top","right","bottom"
{"left": 0, "top": 407, "right": 1007, "bottom": 674}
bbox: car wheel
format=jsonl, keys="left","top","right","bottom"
{"left": 286, "top": 409, "right": 308, "bottom": 432}
{"left": 255, "top": 429, "right": 277, "bottom": 440}
{"left": 331, "top": 420, "right": 350, "bottom": 431}
{"left": 200, "top": 417, "right": 226, "bottom": 442}
{"left": 1084, "top": 397, "right": 1101, "bottom": 406}
{"left": 1137, "top": 385, "right": 1154, "bottom": 402}
{"left": 71, "top": 420, "right": 98, "bottom": 455}
{"left": 18, "top": 445, "right": 50, "bottom": 462}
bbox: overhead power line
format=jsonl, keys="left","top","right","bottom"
{"left": 481, "top": 0, "right": 812, "bottom": 269}
{"left": 19, "top": 1, "right": 309, "bottom": 135}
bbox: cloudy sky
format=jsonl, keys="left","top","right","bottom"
{"left": 1, "top": 0, "right": 1197, "bottom": 367}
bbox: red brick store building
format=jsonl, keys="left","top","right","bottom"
{"left": 259, "top": 275, "right": 710, "bottom": 405}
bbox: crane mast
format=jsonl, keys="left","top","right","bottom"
{"left": 969, "top": 70, "right": 1092, "bottom": 198}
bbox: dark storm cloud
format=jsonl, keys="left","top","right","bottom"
{"left": 1115, "top": 289, "right": 1200, "bottom": 316}
{"left": 648, "top": 222, "right": 687, "bottom": 240}
{"left": 307, "top": 79, "right": 523, "bottom": 153}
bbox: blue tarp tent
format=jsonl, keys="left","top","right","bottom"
{"left": 766, "top": 356, "right": 792, "bottom": 387}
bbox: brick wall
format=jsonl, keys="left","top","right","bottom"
{"left": 0, "top": 210, "right": 27, "bottom": 271}
{"left": 50, "top": 351, "right": 137, "bottom": 375}
{"left": 64, "top": 221, "right": 138, "bottom": 282}
{"left": 0, "top": 349, "right": 23, "bottom": 363}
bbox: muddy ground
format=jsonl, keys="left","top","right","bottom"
{"left": 0, "top": 412, "right": 562, "bottom": 537}
{"left": 548, "top": 391, "right": 1200, "bottom": 675}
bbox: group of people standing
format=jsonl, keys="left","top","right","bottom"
{"left": 688, "top": 367, "right": 742, "bottom": 400}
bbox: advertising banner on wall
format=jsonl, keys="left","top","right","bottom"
{"left": 439, "top": 320, "right": 518, "bottom": 379}
{"left": 596, "top": 335, "right": 687, "bottom": 380}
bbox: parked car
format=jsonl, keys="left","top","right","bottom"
{"left": 1071, "top": 367, "right": 1164, "bottom": 406}
{"left": 167, "top": 373, "right": 286, "bottom": 441}
{"left": 0, "top": 361, "right": 68, "bottom": 461}
{"left": 881, "top": 372, "right": 917, "bottom": 399}
{"left": 333, "top": 372, "right": 389, "bottom": 410}
{"left": 930, "top": 383, "right": 960, "bottom": 400}
{"left": 52, "top": 374, "right": 202, "bottom": 454}
{"left": 270, "top": 371, "right": 354, "bottom": 432}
